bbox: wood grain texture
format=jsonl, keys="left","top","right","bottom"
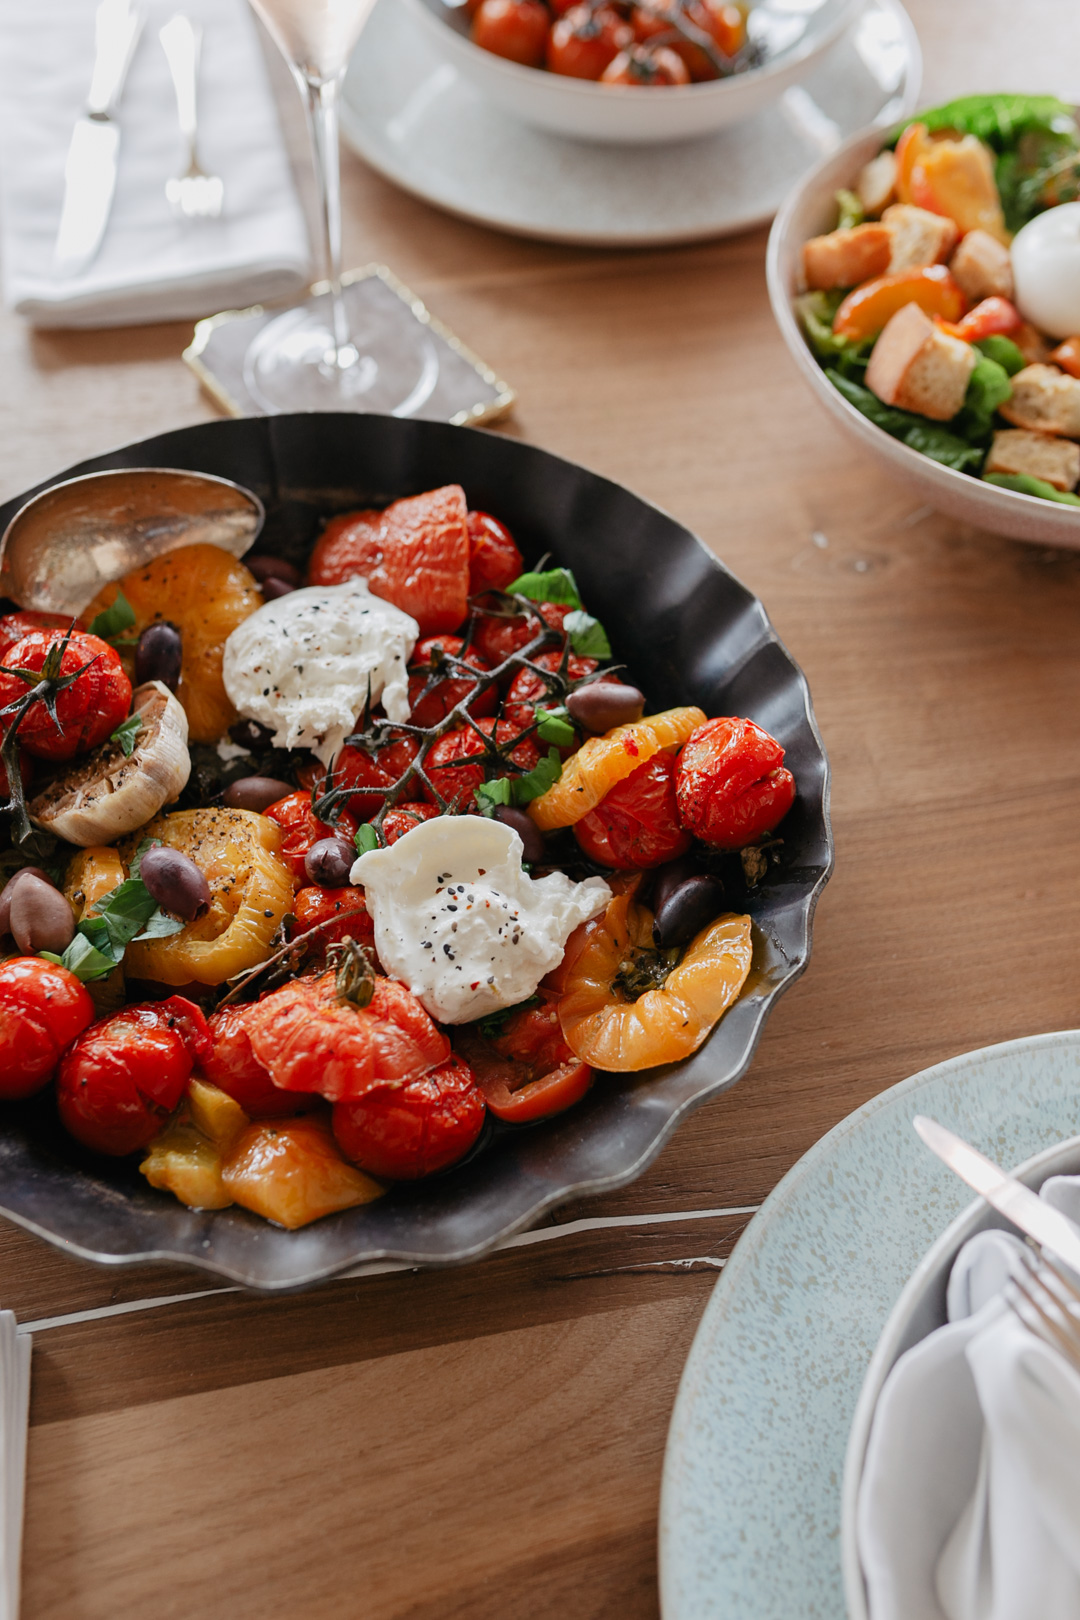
{"left": 2, "top": 2, "right": 1080, "bottom": 1615}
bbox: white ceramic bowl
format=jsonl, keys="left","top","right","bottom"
{"left": 840, "top": 1131, "right": 1080, "bottom": 1620}
{"left": 767, "top": 124, "right": 1080, "bottom": 549}
{"left": 399, "top": 0, "right": 861, "bottom": 145}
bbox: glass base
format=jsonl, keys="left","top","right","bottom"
{"left": 243, "top": 292, "right": 440, "bottom": 416}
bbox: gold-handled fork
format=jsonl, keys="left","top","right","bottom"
{"left": 159, "top": 14, "right": 224, "bottom": 220}
{"left": 1005, "top": 1246, "right": 1080, "bottom": 1373}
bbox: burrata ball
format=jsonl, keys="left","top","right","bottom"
{"left": 1012, "top": 202, "right": 1080, "bottom": 340}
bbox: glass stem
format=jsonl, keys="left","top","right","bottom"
{"left": 303, "top": 70, "right": 351, "bottom": 365}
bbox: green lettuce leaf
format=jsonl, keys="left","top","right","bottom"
{"left": 825, "top": 371, "right": 986, "bottom": 473}
{"left": 974, "top": 335, "right": 1026, "bottom": 376}
{"left": 892, "top": 94, "right": 1078, "bottom": 150}
{"left": 835, "top": 188, "right": 864, "bottom": 229}
{"left": 983, "top": 473, "right": 1080, "bottom": 507}
{"left": 952, "top": 354, "right": 1013, "bottom": 443}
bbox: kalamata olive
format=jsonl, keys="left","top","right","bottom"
{"left": 650, "top": 854, "right": 701, "bottom": 917}
{"left": 0, "top": 866, "right": 53, "bottom": 935}
{"left": 493, "top": 805, "right": 546, "bottom": 866}
{"left": 245, "top": 555, "right": 301, "bottom": 587}
{"left": 140, "top": 846, "right": 211, "bottom": 922}
{"left": 566, "top": 682, "right": 645, "bottom": 735}
{"left": 261, "top": 577, "right": 297, "bottom": 601}
{"left": 134, "top": 622, "right": 183, "bottom": 691}
{"left": 305, "top": 837, "right": 356, "bottom": 888}
{"left": 653, "top": 874, "right": 726, "bottom": 949}
{"left": 8, "top": 874, "right": 76, "bottom": 956}
{"left": 228, "top": 717, "right": 276, "bottom": 751}
{"left": 223, "top": 775, "right": 294, "bottom": 813}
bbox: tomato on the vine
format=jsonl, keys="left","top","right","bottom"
{"left": 467, "top": 511, "right": 523, "bottom": 594}
{"left": 263, "top": 790, "right": 359, "bottom": 882}
{"left": 332, "top": 1054, "right": 486, "bottom": 1178}
{"left": 471, "top": 599, "right": 572, "bottom": 670}
{"left": 503, "top": 648, "right": 598, "bottom": 731}
{"left": 325, "top": 736, "right": 422, "bottom": 819}
{"left": 381, "top": 803, "right": 441, "bottom": 844}
{"left": 574, "top": 751, "right": 692, "bottom": 869}
{"left": 674, "top": 717, "right": 795, "bottom": 850}
{"left": 0, "top": 957, "right": 95, "bottom": 1099}
{"left": 0, "top": 611, "right": 81, "bottom": 660}
{"left": 407, "top": 635, "right": 497, "bottom": 728}
{"left": 422, "top": 718, "right": 541, "bottom": 808}
{"left": 293, "top": 884, "right": 374, "bottom": 949}
{"left": 57, "top": 997, "right": 211, "bottom": 1155}
{"left": 455, "top": 1000, "right": 592, "bottom": 1123}
{"left": 0, "top": 629, "right": 131, "bottom": 761}
{"left": 202, "top": 1003, "right": 313, "bottom": 1118}
{"left": 469, "top": 0, "right": 550, "bottom": 65}
{"left": 547, "top": 3, "right": 632, "bottom": 77}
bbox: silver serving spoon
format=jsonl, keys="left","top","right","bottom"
{"left": 0, "top": 467, "right": 265, "bottom": 615}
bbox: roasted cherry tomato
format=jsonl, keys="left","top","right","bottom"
{"left": 202, "top": 1003, "right": 313, "bottom": 1118}
{"left": 630, "top": 0, "right": 715, "bottom": 78}
{"left": 0, "top": 956, "right": 95, "bottom": 1099}
{"left": 0, "top": 611, "right": 82, "bottom": 660}
{"left": 381, "top": 803, "right": 441, "bottom": 844}
{"left": 574, "top": 751, "right": 692, "bottom": 869}
{"left": 407, "top": 635, "right": 497, "bottom": 728}
{"left": 332, "top": 1054, "right": 485, "bottom": 1179}
{"left": 503, "top": 648, "right": 598, "bottom": 730}
{"left": 57, "top": 997, "right": 211, "bottom": 1155}
{"left": 600, "top": 43, "right": 690, "bottom": 83}
{"left": 674, "top": 717, "right": 795, "bottom": 850}
{"left": 243, "top": 963, "right": 450, "bottom": 1102}
{"left": 293, "top": 884, "right": 374, "bottom": 948}
{"left": 454, "top": 1000, "right": 592, "bottom": 1122}
{"left": 940, "top": 295, "right": 1020, "bottom": 343}
{"left": 323, "top": 736, "right": 422, "bottom": 819}
{"left": 422, "top": 718, "right": 542, "bottom": 808}
{"left": 471, "top": 598, "right": 572, "bottom": 671}
{"left": 467, "top": 511, "right": 524, "bottom": 594}
{"left": 263, "top": 790, "right": 359, "bottom": 882}
{"left": 1051, "top": 336, "right": 1080, "bottom": 379}
{"left": 470, "top": 0, "right": 550, "bottom": 65}
{"left": 0, "top": 629, "right": 132, "bottom": 761}
{"left": 547, "top": 4, "right": 632, "bottom": 77}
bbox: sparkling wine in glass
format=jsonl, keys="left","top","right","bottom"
{"left": 245, "top": 0, "right": 438, "bottom": 413}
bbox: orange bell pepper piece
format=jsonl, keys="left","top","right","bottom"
{"left": 833, "top": 264, "right": 967, "bottom": 342}
{"left": 1051, "top": 337, "right": 1080, "bottom": 380}
{"left": 936, "top": 296, "right": 1021, "bottom": 343}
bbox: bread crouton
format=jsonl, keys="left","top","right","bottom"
{"left": 984, "top": 429, "right": 1080, "bottom": 491}
{"left": 802, "top": 224, "right": 891, "bottom": 291}
{"left": 856, "top": 150, "right": 898, "bottom": 217}
{"left": 1013, "top": 321, "right": 1052, "bottom": 365}
{"left": 865, "top": 301, "right": 977, "bottom": 421}
{"left": 949, "top": 229, "right": 1015, "bottom": 303}
{"left": 998, "top": 364, "right": 1080, "bottom": 439}
{"left": 881, "top": 204, "right": 959, "bottom": 273}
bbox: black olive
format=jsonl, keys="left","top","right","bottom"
{"left": 245, "top": 555, "right": 301, "bottom": 587}
{"left": 0, "top": 866, "right": 53, "bottom": 936}
{"left": 566, "top": 682, "right": 645, "bottom": 735}
{"left": 140, "top": 846, "right": 211, "bottom": 922}
{"left": 304, "top": 837, "right": 356, "bottom": 888}
{"left": 6, "top": 874, "right": 75, "bottom": 955}
{"left": 261, "top": 578, "right": 297, "bottom": 601}
{"left": 493, "top": 805, "right": 546, "bottom": 866}
{"left": 653, "top": 874, "right": 725, "bottom": 949}
{"left": 228, "top": 718, "right": 276, "bottom": 751}
{"left": 223, "top": 776, "right": 294, "bottom": 813}
{"left": 134, "top": 622, "right": 183, "bottom": 691}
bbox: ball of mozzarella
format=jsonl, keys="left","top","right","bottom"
{"left": 1012, "top": 202, "right": 1080, "bottom": 340}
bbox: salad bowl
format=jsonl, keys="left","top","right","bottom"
{"left": 768, "top": 118, "right": 1080, "bottom": 549}
{"left": 0, "top": 415, "right": 831, "bottom": 1290}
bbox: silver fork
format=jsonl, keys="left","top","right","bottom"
{"left": 159, "top": 14, "right": 223, "bottom": 220}
{"left": 1005, "top": 1246, "right": 1080, "bottom": 1373}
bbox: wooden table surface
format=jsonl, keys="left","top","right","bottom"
{"left": 4, "top": 3, "right": 1080, "bottom": 1615}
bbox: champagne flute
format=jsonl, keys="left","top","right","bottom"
{"left": 245, "top": 0, "right": 438, "bottom": 413}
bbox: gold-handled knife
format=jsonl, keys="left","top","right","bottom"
{"left": 913, "top": 1114, "right": 1080, "bottom": 1272}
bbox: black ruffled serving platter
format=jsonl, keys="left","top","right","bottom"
{"left": 0, "top": 414, "right": 832, "bottom": 1290}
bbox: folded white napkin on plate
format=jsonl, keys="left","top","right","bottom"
{"left": 858, "top": 1176, "right": 1080, "bottom": 1620}
{"left": 0, "top": 0, "right": 310, "bottom": 328}
{"left": 0, "top": 1313, "right": 30, "bottom": 1620}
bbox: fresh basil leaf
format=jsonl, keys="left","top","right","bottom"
{"left": 128, "top": 838, "right": 159, "bottom": 881}
{"left": 89, "top": 877, "right": 164, "bottom": 953}
{"left": 50, "top": 929, "right": 120, "bottom": 982}
{"left": 983, "top": 472, "right": 1080, "bottom": 506}
{"left": 826, "top": 371, "right": 986, "bottom": 473}
{"left": 506, "top": 567, "right": 582, "bottom": 609}
{"left": 512, "top": 747, "right": 562, "bottom": 806}
{"left": 535, "top": 706, "right": 576, "bottom": 747}
{"left": 474, "top": 777, "right": 513, "bottom": 815}
{"left": 110, "top": 714, "right": 142, "bottom": 758}
{"left": 133, "top": 909, "right": 187, "bottom": 941}
{"left": 563, "top": 610, "right": 611, "bottom": 660}
{"left": 952, "top": 354, "right": 1013, "bottom": 443}
{"left": 87, "top": 588, "right": 137, "bottom": 646}
{"left": 975, "top": 335, "right": 1026, "bottom": 376}
{"left": 835, "top": 188, "right": 864, "bottom": 229}
{"left": 476, "top": 994, "right": 541, "bottom": 1040}
{"left": 354, "top": 823, "right": 379, "bottom": 855}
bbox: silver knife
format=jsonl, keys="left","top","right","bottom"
{"left": 53, "top": 0, "right": 144, "bottom": 278}
{"left": 913, "top": 1114, "right": 1080, "bottom": 1273}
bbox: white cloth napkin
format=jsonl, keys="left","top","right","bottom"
{"left": 0, "top": 0, "right": 311, "bottom": 328}
{"left": 0, "top": 1314, "right": 30, "bottom": 1620}
{"left": 858, "top": 1177, "right": 1080, "bottom": 1620}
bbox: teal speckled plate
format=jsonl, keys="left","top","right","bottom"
{"left": 658, "top": 1032, "right": 1080, "bottom": 1618}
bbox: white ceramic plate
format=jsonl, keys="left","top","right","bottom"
{"left": 340, "top": 0, "right": 920, "bottom": 247}
{"left": 658, "top": 1031, "right": 1080, "bottom": 1619}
